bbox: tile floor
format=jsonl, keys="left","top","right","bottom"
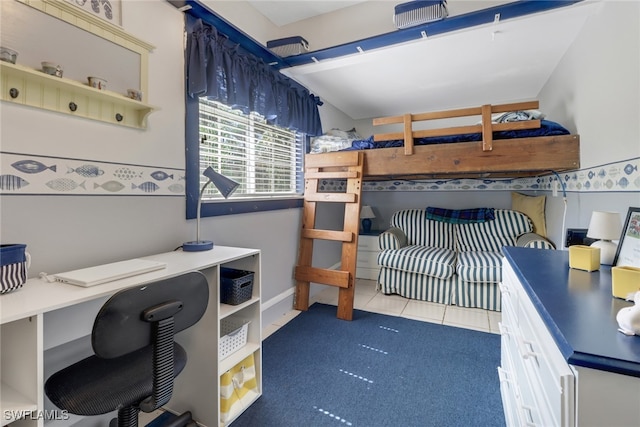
{"left": 263, "top": 278, "right": 502, "bottom": 339}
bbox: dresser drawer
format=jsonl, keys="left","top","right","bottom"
{"left": 357, "top": 234, "right": 379, "bottom": 251}
{"left": 356, "top": 251, "right": 379, "bottom": 269}
{"left": 356, "top": 267, "right": 379, "bottom": 280}
{"left": 517, "top": 292, "right": 575, "bottom": 427}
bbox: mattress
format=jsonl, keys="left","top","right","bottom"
{"left": 346, "top": 119, "right": 570, "bottom": 151}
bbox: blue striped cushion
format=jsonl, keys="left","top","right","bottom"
{"left": 378, "top": 245, "right": 456, "bottom": 279}
{"left": 457, "top": 251, "right": 503, "bottom": 283}
{"left": 378, "top": 267, "right": 454, "bottom": 305}
{"left": 390, "top": 209, "right": 456, "bottom": 250}
{"left": 456, "top": 209, "right": 532, "bottom": 253}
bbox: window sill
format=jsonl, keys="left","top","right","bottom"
{"left": 187, "top": 197, "right": 303, "bottom": 219}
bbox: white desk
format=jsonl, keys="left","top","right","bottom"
{"left": 0, "top": 247, "right": 262, "bottom": 427}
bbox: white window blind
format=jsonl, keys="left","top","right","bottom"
{"left": 198, "top": 99, "right": 304, "bottom": 200}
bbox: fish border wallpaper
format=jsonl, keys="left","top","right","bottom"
{"left": 1, "top": 152, "right": 184, "bottom": 196}
{"left": 319, "top": 157, "right": 640, "bottom": 193}
{"left": 1, "top": 152, "right": 638, "bottom": 196}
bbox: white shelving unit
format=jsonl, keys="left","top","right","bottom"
{"left": 1, "top": 0, "right": 157, "bottom": 129}
{"left": 0, "top": 247, "right": 261, "bottom": 427}
{"left": 1, "top": 61, "right": 157, "bottom": 129}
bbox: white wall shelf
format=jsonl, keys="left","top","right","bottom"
{"left": 1, "top": 61, "right": 157, "bottom": 129}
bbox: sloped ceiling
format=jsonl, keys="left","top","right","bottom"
{"left": 270, "top": 1, "right": 598, "bottom": 120}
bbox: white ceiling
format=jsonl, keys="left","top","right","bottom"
{"left": 248, "top": 0, "right": 368, "bottom": 26}
{"left": 248, "top": 1, "right": 599, "bottom": 120}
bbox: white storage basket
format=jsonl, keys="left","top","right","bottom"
{"left": 219, "top": 318, "right": 250, "bottom": 359}
{"left": 394, "top": 0, "right": 449, "bottom": 29}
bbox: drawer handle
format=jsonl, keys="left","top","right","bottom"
{"left": 497, "top": 367, "right": 520, "bottom": 398}
{"left": 518, "top": 404, "right": 538, "bottom": 427}
{"left": 499, "top": 283, "right": 511, "bottom": 295}
{"left": 498, "top": 322, "right": 511, "bottom": 336}
{"left": 516, "top": 336, "right": 538, "bottom": 361}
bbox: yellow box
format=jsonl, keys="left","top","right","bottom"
{"left": 569, "top": 245, "right": 600, "bottom": 272}
{"left": 612, "top": 266, "right": 640, "bottom": 299}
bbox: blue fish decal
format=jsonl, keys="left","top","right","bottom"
{"left": 132, "top": 182, "right": 159, "bottom": 193}
{"left": 0, "top": 174, "right": 29, "bottom": 190}
{"left": 12, "top": 160, "right": 57, "bottom": 174}
{"left": 68, "top": 164, "right": 104, "bottom": 178}
{"left": 624, "top": 164, "right": 638, "bottom": 175}
{"left": 617, "top": 177, "right": 629, "bottom": 188}
{"left": 597, "top": 169, "right": 606, "bottom": 178}
{"left": 588, "top": 171, "right": 595, "bottom": 179}
{"left": 46, "top": 179, "right": 86, "bottom": 191}
{"left": 94, "top": 181, "right": 125, "bottom": 192}
{"left": 150, "top": 171, "right": 174, "bottom": 181}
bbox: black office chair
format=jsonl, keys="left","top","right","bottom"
{"left": 45, "top": 271, "right": 209, "bottom": 427}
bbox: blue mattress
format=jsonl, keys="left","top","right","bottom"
{"left": 346, "top": 119, "right": 570, "bottom": 150}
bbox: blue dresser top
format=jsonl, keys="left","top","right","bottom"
{"left": 503, "top": 247, "right": 640, "bottom": 377}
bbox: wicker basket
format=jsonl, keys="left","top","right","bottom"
{"left": 220, "top": 267, "right": 254, "bottom": 305}
{"left": 219, "top": 318, "right": 250, "bottom": 359}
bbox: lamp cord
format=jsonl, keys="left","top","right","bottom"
{"left": 551, "top": 171, "right": 568, "bottom": 249}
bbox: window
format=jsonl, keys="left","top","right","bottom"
{"left": 185, "top": 98, "right": 305, "bottom": 219}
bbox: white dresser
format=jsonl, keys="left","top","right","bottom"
{"left": 356, "top": 232, "right": 381, "bottom": 280}
{"left": 500, "top": 247, "right": 640, "bottom": 427}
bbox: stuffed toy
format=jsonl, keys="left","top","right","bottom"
{"left": 617, "top": 291, "right": 640, "bottom": 336}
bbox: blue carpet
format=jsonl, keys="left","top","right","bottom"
{"left": 233, "top": 303, "right": 505, "bottom": 427}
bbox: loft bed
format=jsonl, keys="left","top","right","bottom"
{"left": 308, "top": 101, "right": 580, "bottom": 180}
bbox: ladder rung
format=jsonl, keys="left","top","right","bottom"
{"left": 305, "top": 151, "right": 361, "bottom": 168}
{"left": 295, "top": 266, "right": 350, "bottom": 288}
{"left": 304, "top": 171, "right": 360, "bottom": 179}
{"left": 305, "top": 193, "right": 357, "bottom": 203}
{"left": 302, "top": 229, "right": 354, "bottom": 242}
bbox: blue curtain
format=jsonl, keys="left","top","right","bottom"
{"left": 186, "top": 19, "right": 323, "bottom": 136}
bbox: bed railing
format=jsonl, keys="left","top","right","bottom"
{"left": 372, "top": 100, "right": 542, "bottom": 154}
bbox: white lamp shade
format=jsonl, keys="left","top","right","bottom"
{"left": 587, "top": 211, "right": 622, "bottom": 265}
{"left": 360, "top": 205, "right": 376, "bottom": 219}
{"left": 587, "top": 211, "right": 622, "bottom": 240}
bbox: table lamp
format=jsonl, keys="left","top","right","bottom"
{"left": 587, "top": 211, "right": 622, "bottom": 265}
{"left": 183, "top": 166, "right": 240, "bottom": 252}
{"left": 360, "top": 205, "right": 376, "bottom": 233}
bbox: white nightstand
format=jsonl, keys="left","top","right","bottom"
{"left": 356, "top": 231, "right": 382, "bottom": 280}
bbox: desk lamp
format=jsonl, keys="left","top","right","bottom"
{"left": 360, "top": 205, "right": 376, "bottom": 233}
{"left": 183, "top": 166, "right": 239, "bottom": 252}
{"left": 587, "top": 211, "right": 622, "bottom": 265}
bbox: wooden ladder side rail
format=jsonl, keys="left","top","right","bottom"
{"left": 372, "top": 101, "right": 542, "bottom": 153}
{"left": 294, "top": 151, "right": 364, "bottom": 321}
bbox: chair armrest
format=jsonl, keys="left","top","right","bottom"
{"left": 516, "top": 233, "right": 555, "bottom": 250}
{"left": 379, "top": 227, "right": 407, "bottom": 250}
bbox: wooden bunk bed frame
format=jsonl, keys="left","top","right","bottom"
{"left": 295, "top": 101, "right": 579, "bottom": 321}
{"left": 351, "top": 100, "right": 580, "bottom": 180}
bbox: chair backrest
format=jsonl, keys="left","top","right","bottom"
{"left": 92, "top": 270, "right": 209, "bottom": 359}
{"left": 456, "top": 209, "right": 533, "bottom": 252}
{"left": 389, "top": 209, "right": 456, "bottom": 249}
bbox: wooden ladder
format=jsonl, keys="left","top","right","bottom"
{"left": 294, "top": 151, "right": 364, "bottom": 321}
